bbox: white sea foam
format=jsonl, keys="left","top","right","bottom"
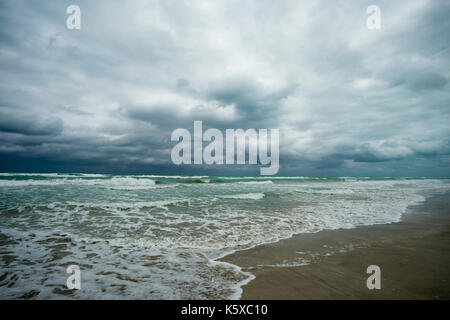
{"left": 219, "top": 193, "right": 265, "bottom": 200}
{"left": 0, "top": 173, "right": 109, "bottom": 178}
{"left": 0, "top": 180, "right": 66, "bottom": 187}
{"left": 0, "top": 177, "right": 162, "bottom": 189}
{"left": 217, "top": 176, "right": 306, "bottom": 180}
{"left": 76, "top": 177, "right": 157, "bottom": 189}
{"left": 236, "top": 180, "right": 273, "bottom": 185}
{"left": 293, "top": 188, "right": 355, "bottom": 195}
{"left": 127, "top": 175, "right": 209, "bottom": 179}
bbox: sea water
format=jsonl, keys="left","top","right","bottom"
{"left": 0, "top": 174, "right": 448, "bottom": 299}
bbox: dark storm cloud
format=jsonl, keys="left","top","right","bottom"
{"left": 406, "top": 71, "right": 448, "bottom": 91}
{"left": 0, "top": 0, "right": 449, "bottom": 176}
{"left": 206, "top": 76, "right": 296, "bottom": 120}
{"left": 0, "top": 109, "right": 63, "bottom": 136}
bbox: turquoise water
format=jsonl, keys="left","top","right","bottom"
{"left": 0, "top": 173, "right": 448, "bottom": 299}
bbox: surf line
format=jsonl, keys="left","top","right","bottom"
{"left": 170, "top": 120, "right": 279, "bottom": 175}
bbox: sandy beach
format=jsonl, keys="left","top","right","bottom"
{"left": 222, "top": 192, "right": 450, "bottom": 299}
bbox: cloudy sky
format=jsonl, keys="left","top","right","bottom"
{"left": 0, "top": 0, "right": 449, "bottom": 176}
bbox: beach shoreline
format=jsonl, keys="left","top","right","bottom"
{"left": 221, "top": 191, "right": 450, "bottom": 299}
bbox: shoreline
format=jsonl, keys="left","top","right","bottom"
{"left": 221, "top": 191, "right": 450, "bottom": 299}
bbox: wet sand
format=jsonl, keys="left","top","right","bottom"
{"left": 221, "top": 192, "right": 450, "bottom": 299}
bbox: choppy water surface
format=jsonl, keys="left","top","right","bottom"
{"left": 0, "top": 173, "right": 448, "bottom": 299}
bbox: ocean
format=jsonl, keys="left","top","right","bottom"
{"left": 0, "top": 174, "right": 448, "bottom": 299}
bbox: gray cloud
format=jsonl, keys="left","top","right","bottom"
{"left": 0, "top": 0, "right": 449, "bottom": 176}
{"left": 0, "top": 109, "right": 63, "bottom": 136}
{"left": 406, "top": 71, "right": 448, "bottom": 91}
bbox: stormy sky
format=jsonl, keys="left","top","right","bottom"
{"left": 0, "top": 0, "right": 449, "bottom": 176}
